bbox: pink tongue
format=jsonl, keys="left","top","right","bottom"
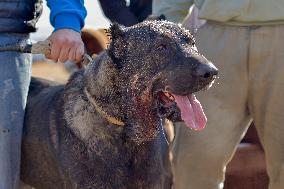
{"left": 173, "top": 94, "right": 207, "bottom": 131}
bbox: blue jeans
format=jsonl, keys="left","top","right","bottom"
{"left": 0, "top": 34, "right": 32, "bottom": 189}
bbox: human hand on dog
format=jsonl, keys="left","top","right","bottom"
{"left": 47, "top": 29, "right": 84, "bottom": 63}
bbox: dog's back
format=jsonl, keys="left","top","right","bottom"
{"left": 21, "top": 78, "right": 70, "bottom": 188}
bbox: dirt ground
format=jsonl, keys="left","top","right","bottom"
{"left": 32, "top": 61, "right": 70, "bottom": 83}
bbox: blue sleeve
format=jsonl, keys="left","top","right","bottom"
{"left": 47, "top": 0, "right": 87, "bottom": 32}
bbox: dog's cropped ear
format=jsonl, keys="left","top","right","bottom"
{"left": 146, "top": 14, "right": 166, "bottom": 21}
{"left": 109, "top": 22, "right": 124, "bottom": 41}
{"left": 107, "top": 23, "right": 126, "bottom": 69}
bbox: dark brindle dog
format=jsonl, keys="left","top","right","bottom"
{"left": 21, "top": 20, "right": 217, "bottom": 189}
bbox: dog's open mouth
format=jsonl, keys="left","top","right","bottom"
{"left": 156, "top": 91, "right": 207, "bottom": 131}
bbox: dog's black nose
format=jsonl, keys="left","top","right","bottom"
{"left": 196, "top": 62, "right": 218, "bottom": 80}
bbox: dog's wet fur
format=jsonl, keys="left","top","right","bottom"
{"left": 21, "top": 20, "right": 217, "bottom": 189}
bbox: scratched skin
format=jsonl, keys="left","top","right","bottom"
{"left": 21, "top": 20, "right": 216, "bottom": 189}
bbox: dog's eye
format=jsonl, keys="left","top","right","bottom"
{"left": 183, "top": 37, "right": 195, "bottom": 46}
{"left": 188, "top": 40, "right": 195, "bottom": 47}
{"left": 156, "top": 44, "right": 167, "bottom": 52}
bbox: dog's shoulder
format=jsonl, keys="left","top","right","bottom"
{"left": 29, "top": 77, "right": 61, "bottom": 97}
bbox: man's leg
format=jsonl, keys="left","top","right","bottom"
{"left": 173, "top": 23, "right": 252, "bottom": 189}
{"left": 249, "top": 25, "right": 284, "bottom": 189}
{"left": 0, "top": 34, "right": 32, "bottom": 189}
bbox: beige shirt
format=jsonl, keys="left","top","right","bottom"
{"left": 153, "top": 0, "right": 284, "bottom": 25}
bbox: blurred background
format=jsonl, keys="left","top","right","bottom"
{"left": 30, "top": 0, "right": 110, "bottom": 42}
{"left": 30, "top": 0, "right": 111, "bottom": 83}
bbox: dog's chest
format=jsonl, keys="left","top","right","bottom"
{"left": 59, "top": 128, "right": 165, "bottom": 189}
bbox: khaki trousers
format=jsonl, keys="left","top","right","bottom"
{"left": 173, "top": 22, "right": 284, "bottom": 189}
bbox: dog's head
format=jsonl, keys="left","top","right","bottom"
{"left": 84, "top": 20, "right": 218, "bottom": 144}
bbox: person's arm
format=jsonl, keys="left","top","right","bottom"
{"left": 152, "top": 0, "right": 193, "bottom": 23}
{"left": 99, "top": 0, "right": 138, "bottom": 26}
{"left": 46, "top": 0, "right": 87, "bottom": 63}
